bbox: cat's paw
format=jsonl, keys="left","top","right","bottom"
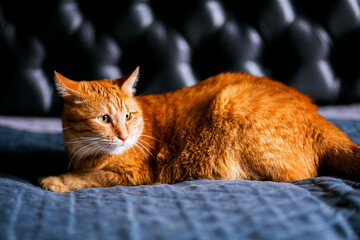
{"left": 38, "top": 176, "right": 70, "bottom": 193}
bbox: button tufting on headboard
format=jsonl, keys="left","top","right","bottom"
{"left": 0, "top": 0, "right": 359, "bottom": 116}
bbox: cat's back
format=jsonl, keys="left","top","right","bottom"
{"left": 191, "top": 72, "right": 315, "bottom": 112}
{"left": 139, "top": 72, "right": 316, "bottom": 131}
{"left": 181, "top": 72, "right": 312, "bottom": 103}
{"left": 193, "top": 72, "right": 318, "bottom": 130}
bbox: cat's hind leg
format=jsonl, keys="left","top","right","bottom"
{"left": 208, "top": 83, "right": 320, "bottom": 182}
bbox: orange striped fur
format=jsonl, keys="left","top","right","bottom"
{"left": 39, "top": 67, "right": 360, "bottom": 192}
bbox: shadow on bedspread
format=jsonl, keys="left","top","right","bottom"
{"left": 0, "top": 119, "right": 359, "bottom": 240}
{"left": 0, "top": 126, "right": 67, "bottom": 183}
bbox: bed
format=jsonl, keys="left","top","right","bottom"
{"left": 0, "top": 106, "right": 359, "bottom": 240}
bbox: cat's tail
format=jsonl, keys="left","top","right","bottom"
{"left": 318, "top": 117, "right": 360, "bottom": 177}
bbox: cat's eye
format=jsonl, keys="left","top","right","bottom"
{"left": 125, "top": 113, "right": 132, "bottom": 121}
{"left": 98, "top": 115, "right": 110, "bottom": 124}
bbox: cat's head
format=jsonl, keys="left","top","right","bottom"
{"left": 55, "top": 67, "right": 144, "bottom": 162}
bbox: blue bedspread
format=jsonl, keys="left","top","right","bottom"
{"left": 1, "top": 119, "right": 360, "bottom": 240}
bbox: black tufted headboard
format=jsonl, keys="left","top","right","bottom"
{"left": 1, "top": 0, "right": 360, "bottom": 116}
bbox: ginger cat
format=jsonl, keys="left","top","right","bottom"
{"left": 39, "top": 67, "right": 360, "bottom": 192}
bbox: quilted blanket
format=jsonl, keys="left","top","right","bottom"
{"left": 0, "top": 118, "right": 360, "bottom": 240}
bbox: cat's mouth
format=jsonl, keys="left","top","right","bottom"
{"left": 104, "top": 137, "right": 133, "bottom": 154}
{"left": 67, "top": 136, "right": 136, "bottom": 158}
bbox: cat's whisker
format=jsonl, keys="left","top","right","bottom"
{"left": 139, "top": 135, "right": 159, "bottom": 142}
{"left": 67, "top": 137, "right": 101, "bottom": 142}
{"left": 130, "top": 144, "right": 139, "bottom": 158}
{"left": 69, "top": 144, "right": 92, "bottom": 171}
{"left": 66, "top": 140, "right": 97, "bottom": 145}
{"left": 74, "top": 137, "right": 103, "bottom": 141}
{"left": 136, "top": 141, "right": 154, "bottom": 159}
{"left": 76, "top": 147, "right": 93, "bottom": 167}
{"left": 85, "top": 144, "right": 103, "bottom": 159}
{"left": 137, "top": 138, "right": 154, "bottom": 149}
{"left": 78, "top": 142, "right": 97, "bottom": 158}
{"left": 135, "top": 88, "right": 155, "bottom": 97}
{"left": 69, "top": 140, "right": 105, "bottom": 170}
{"left": 74, "top": 146, "right": 91, "bottom": 168}
{"left": 134, "top": 142, "right": 147, "bottom": 159}
{"left": 78, "top": 142, "right": 105, "bottom": 162}
{"left": 72, "top": 136, "right": 99, "bottom": 139}
{"left": 86, "top": 141, "right": 106, "bottom": 153}
{"left": 66, "top": 137, "right": 113, "bottom": 145}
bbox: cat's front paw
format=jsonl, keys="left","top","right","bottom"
{"left": 38, "top": 176, "right": 70, "bottom": 193}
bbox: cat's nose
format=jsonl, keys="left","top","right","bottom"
{"left": 119, "top": 135, "right": 128, "bottom": 142}
{"left": 120, "top": 136, "right": 128, "bottom": 142}
{"left": 117, "top": 129, "right": 129, "bottom": 143}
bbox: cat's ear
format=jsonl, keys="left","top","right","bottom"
{"left": 54, "top": 71, "right": 81, "bottom": 101}
{"left": 117, "top": 67, "right": 139, "bottom": 96}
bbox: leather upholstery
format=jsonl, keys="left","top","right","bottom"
{"left": 0, "top": 0, "right": 360, "bottom": 116}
